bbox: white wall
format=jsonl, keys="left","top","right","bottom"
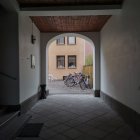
{"left": 19, "top": 15, "right": 40, "bottom": 103}
{"left": 101, "top": 0, "right": 140, "bottom": 113}
{"left": 0, "top": 11, "right": 19, "bottom": 105}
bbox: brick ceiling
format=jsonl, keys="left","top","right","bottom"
{"left": 17, "top": 0, "right": 124, "bottom": 32}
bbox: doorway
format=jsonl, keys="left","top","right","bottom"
{"left": 46, "top": 33, "right": 95, "bottom": 94}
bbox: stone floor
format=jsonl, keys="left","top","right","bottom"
{"left": 15, "top": 81, "right": 140, "bottom": 140}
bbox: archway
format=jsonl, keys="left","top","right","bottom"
{"left": 46, "top": 33, "right": 95, "bottom": 91}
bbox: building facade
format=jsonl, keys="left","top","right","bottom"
{"left": 48, "top": 36, "right": 85, "bottom": 80}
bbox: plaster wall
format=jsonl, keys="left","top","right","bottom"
{"left": 101, "top": 0, "right": 140, "bottom": 113}
{"left": 19, "top": 15, "right": 41, "bottom": 103}
{"left": 0, "top": 11, "right": 19, "bottom": 105}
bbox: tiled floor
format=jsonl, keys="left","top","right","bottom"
{"left": 15, "top": 81, "right": 140, "bottom": 140}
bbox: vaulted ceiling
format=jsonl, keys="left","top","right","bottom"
{"left": 17, "top": 0, "right": 124, "bottom": 32}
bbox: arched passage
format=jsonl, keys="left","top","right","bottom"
{"left": 41, "top": 32, "right": 100, "bottom": 96}
{"left": 46, "top": 33, "right": 95, "bottom": 90}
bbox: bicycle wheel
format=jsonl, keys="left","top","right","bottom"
{"left": 64, "top": 78, "right": 68, "bottom": 85}
{"left": 79, "top": 80, "right": 86, "bottom": 90}
{"left": 66, "top": 78, "right": 75, "bottom": 87}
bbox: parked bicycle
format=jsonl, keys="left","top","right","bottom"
{"left": 64, "top": 72, "right": 90, "bottom": 90}
{"left": 64, "top": 72, "right": 82, "bottom": 87}
{"left": 79, "top": 75, "right": 90, "bottom": 90}
{"left": 64, "top": 73, "right": 73, "bottom": 86}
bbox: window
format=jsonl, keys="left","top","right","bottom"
{"left": 68, "top": 55, "right": 76, "bottom": 68}
{"left": 67, "top": 36, "right": 76, "bottom": 45}
{"left": 57, "top": 56, "right": 65, "bottom": 68}
{"left": 56, "top": 37, "right": 65, "bottom": 45}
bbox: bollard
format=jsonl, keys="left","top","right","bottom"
{"left": 40, "top": 84, "right": 47, "bottom": 99}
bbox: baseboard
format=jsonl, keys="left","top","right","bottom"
{"left": 20, "top": 92, "right": 41, "bottom": 114}
{"left": 7, "top": 105, "right": 20, "bottom": 112}
{"left": 2, "top": 90, "right": 50, "bottom": 114}
{"left": 5, "top": 92, "right": 40, "bottom": 113}
{"left": 101, "top": 91, "right": 140, "bottom": 136}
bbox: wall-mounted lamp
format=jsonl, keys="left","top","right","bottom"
{"left": 31, "top": 21, "right": 36, "bottom": 44}
{"left": 31, "top": 34, "right": 36, "bottom": 44}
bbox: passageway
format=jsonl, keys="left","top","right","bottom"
{"left": 0, "top": 0, "right": 140, "bottom": 139}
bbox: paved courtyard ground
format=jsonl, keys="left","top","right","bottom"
{"left": 15, "top": 81, "right": 140, "bottom": 140}
{"left": 48, "top": 80, "right": 93, "bottom": 95}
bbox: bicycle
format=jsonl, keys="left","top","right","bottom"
{"left": 79, "top": 75, "right": 90, "bottom": 90}
{"left": 64, "top": 73, "right": 73, "bottom": 86}
{"left": 64, "top": 72, "right": 82, "bottom": 87}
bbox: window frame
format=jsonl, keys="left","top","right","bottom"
{"left": 56, "top": 37, "right": 65, "bottom": 45}
{"left": 56, "top": 55, "right": 65, "bottom": 69}
{"left": 67, "top": 36, "right": 76, "bottom": 45}
{"left": 68, "top": 55, "right": 77, "bottom": 69}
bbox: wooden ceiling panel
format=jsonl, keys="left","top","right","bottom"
{"left": 17, "top": 0, "right": 123, "bottom": 32}
{"left": 31, "top": 16, "right": 111, "bottom": 32}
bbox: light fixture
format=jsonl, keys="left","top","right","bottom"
{"left": 31, "top": 34, "right": 36, "bottom": 44}
{"left": 31, "top": 21, "right": 36, "bottom": 44}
